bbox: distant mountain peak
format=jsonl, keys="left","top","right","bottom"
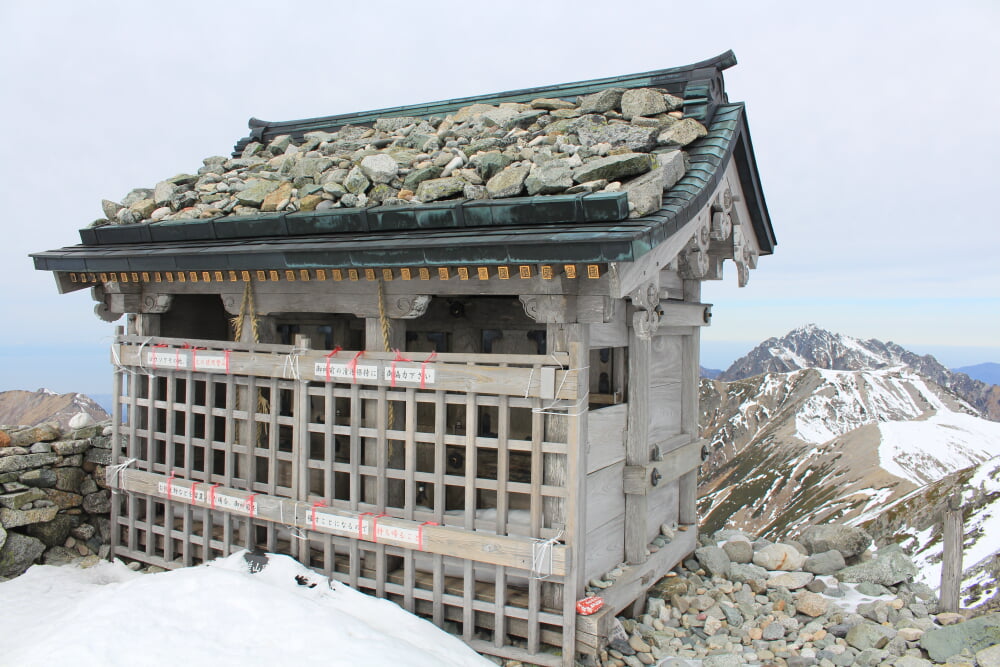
{"left": 721, "top": 326, "right": 1000, "bottom": 421}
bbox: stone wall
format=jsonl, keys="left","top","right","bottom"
{"left": 0, "top": 419, "right": 113, "bottom": 579}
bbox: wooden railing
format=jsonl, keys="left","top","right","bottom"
{"left": 108, "top": 334, "right": 586, "bottom": 666}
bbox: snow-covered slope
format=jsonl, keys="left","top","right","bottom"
{"left": 0, "top": 551, "right": 490, "bottom": 666}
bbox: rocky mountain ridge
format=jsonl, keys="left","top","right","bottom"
{"left": 0, "top": 389, "right": 109, "bottom": 431}
{"left": 719, "top": 325, "right": 1000, "bottom": 422}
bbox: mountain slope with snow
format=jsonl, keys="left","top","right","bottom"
{"left": 0, "top": 388, "right": 109, "bottom": 429}
{"left": 862, "top": 455, "right": 1000, "bottom": 611}
{"left": 698, "top": 366, "right": 1000, "bottom": 538}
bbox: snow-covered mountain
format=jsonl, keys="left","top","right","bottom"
{"left": 699, "top": 366, "right": 1000, "bottom": 537}
{"left": 720, "top": 324, "right": 1000, "bottom": 421}
{"left": 0, "top": 388, "right": 109, "bottom": 429}
{"left": 698, "top": 325, "right": 1000, "bottom": 608}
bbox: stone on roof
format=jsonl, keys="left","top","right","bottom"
{"left": 96, "top": 88, "right": 707, "bottom": 229}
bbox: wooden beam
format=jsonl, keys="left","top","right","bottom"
{"left": 114, "top": 341, "right": 578, "bottom": 400}
{"left": 658, "top": 301, "right": 712, "bottom": 327}
{"left": 112, "top": 469, "right": 570, "bottom": 575}
{"left": 622, "top": 440, "right": 702, "bottom": 495}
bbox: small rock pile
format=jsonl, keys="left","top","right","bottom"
{"left": 0, "top": 416, "right": 114, "bottom": 579}
{"left": 589, "top": 525, "right": 1000, "bottom": 667}
{"left": 96, "top": 87, "right": 704, "bottom": 227}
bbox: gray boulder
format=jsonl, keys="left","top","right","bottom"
{"left": 525, "top": 162, "right": 573, "bottom": 195}
{"left": 0, "top": 531, "right": 45, "bottom": 577}
{"left": 804, "top": 549, "right": 846, "bottom": 575}
{"left": 0, "top": 505, "right": 59, "bottom": 529}
{"left": 402, "top": 165, "right": 443, "bottom": 191}
{"left": 694, "top": 545, "right": 731, "bottom": 579}
{"left": 343, "top": 166, "right": 370, "bottom": 195}
{"left": 920, "top": 613, "right": 1000, "bottom": 662}
{"left": 19, "top": 467, "right": 58, "bottom": 487}
{"left": 573, "top": 153, "right": 654, "bottom": 184}
{"left": 235, "top": 179, "right": 280, "bottom": 207}
{"left": 575, "top": 122, "right": 658, "bottom": 153}
{"left": 621, "top": 88, "right": 667, "bottom": 119}
{"left": 729, "top": 562, "right": 768, "bottom": 584}
{"left": 846, "top": 622, "right": 894, "bottom": 650}
{"left": 622, "top": 150, "right": 685, "bottom": 217}
{"left": 26, "top": 514, "right": 74, "bottom": 547}
{"left": 578, "top": 88, "right": 625, "bottom": 114}
{"left": 470, "top": 152, "right": 512, "bottom": 181}
{"left": 753, "top": 543, "right": 806, "bottom": 571}
{"left": 9, "top": 423, "right": 61, "bottom": 448}
{"left": 767, "top": 571, "right": 814, "bottom": 590}
{"left": 836, "top": 550, "right": 916, "bottom": 586}
{"left": 360, "top": 154, "right": 398, "bottom": 184}
{"left": 722, "top": 538, "right": 753, "bottom": 564}
{"left": 415, "top": 177, "right": 466, "bottom": 202}
{"left": 656, "top": 118, "right": 708, "bottom": 147}
{"left": 800, "top": 525, "right": 872, "bottom": 558}
{"left": 485, "top": 165, "right": 530, "bottom": 199}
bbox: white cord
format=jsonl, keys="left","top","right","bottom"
{"left": 107, "top": 457, "right": 138, "bottom": 495}
{"left": 530, "top": 530, "right": 563, "bottom": 580}
{"left": 282, "top": 347, "right": 308, "bottom": 381}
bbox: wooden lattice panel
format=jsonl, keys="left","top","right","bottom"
{"left": 110, "top": 335, "right": 583, "bottom": 666}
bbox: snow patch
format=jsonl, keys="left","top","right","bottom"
{"left": 878, "top": 413, "right": 1000, "bottom": 486}
{"left": 0, "top": 553, "right": 490, "bottom": 666}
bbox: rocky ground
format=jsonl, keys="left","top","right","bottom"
{"left": 95, "top": 86, "right": 702, "bottom": 226}
{"left": 539, "top": 525, "right": 1000, "bottom": 667}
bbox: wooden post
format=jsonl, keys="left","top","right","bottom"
{"left": 625, "top": 313, "right": 651, "bottom": 565}
{"left": 109, "top": 326, "right": 125, "bottom": 561}
{"left": 678, "top": 279, "right": 701, "bottom": 526}
{"left": 293, "top": 334, "right": 312, "bottom": 564}
{"left": 940, "top": 494, "right": 963, "bottom": 613}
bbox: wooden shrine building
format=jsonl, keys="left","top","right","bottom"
{"left": 32, "top": 51, "right": 774, "bottom": 665}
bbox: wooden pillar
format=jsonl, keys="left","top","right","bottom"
{"left": 678, "top": 280, "right": 701, "bottom": 526}
{"left": 625, "top": 313, "right": 651, "bottom": 565}
{"left": 940, "top": 494, "right": 964, "bottom": 613}
{"left": 293, "top": 334, "right": 312, "bottom": 563}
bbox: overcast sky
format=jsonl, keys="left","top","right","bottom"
{"left": 1, "top": 0, "right": 997, "bottom": 395}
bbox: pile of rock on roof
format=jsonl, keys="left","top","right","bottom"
{"left": 96, "top": 87, "right": 709, "bottom": 228}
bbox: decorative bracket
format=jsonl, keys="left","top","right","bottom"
{"left": 91, "top": 285, "right": 124, "bottom": 322}
{"left": 519, "top": 295, "right": 576, "bottom": 323}
{"left": 632, "top": 308, "right": 660, "bottom": 340}
{"left": 627, "top": 281, "right": 660, "bottom": 312}
{"left": 141, "top": 294, "right": 173, "bottom": 314}
{"left": 388, "top": 295, "right": 431, "bottom": 319}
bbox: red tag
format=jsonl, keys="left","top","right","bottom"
{"left": 576, "top": 597, "right": 604, "bottom": 615}
{"left": 311, "top": 501, "right": 326, "bottom": 531}
{"left": 391, "top": 349, "right": 412, "bottom": 387}
{"left": 190, "top": 481, "right": 199, "bottom": 506}
{"left": 420, "top": 351, "right": 437, "bottom": 389}
{"left": 347, "top": 350, "right": 365, "bottom": 384}
{"left": 209, "top": 483, "right": 222, "bottom": 509}
{"left": 418, "top": 521, "right": 438, "bottom": 551}
{"left": 324, "top": 346, "right": 342, "bottom": 381}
